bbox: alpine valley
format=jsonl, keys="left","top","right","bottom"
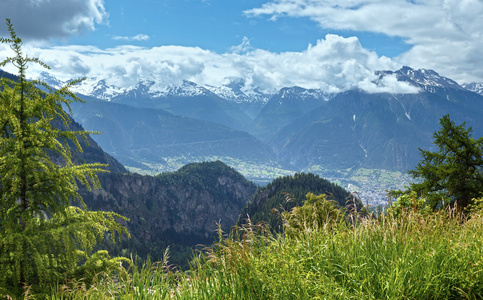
{"left": 2, "top": 66, "right": 483, "bottom": 269}
{"left": 41, "top": 66, "right": 483, "bottom": 195}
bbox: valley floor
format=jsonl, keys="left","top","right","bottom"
{"left": 128, "top": 159, "right": 411, "bottom": 207}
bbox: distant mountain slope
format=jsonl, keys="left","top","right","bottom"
{"left": 463, "top": 82, "right": 483, "bottom": 96}
{"left": 238, "top": 173, "right": 353, "bottom": 232}
{"left": 251, "top": 87, "right": 334, "bottom": 140}
{"left": 73, "top": 79, "right": 254, "bottom": 132}
{"left": 14, "top": 66, "right": 483, "bottom": 177}
{"left": 55, "top": 117, "right": 128, "bottom": 174}
{"left": 271, "top": 89, "right": 483, "bottom": 171}
{"left": 80, "top": 161, "right": 257, "bottom": 268}
{"left": 69, "top": 96, "right": 277, "bottom": 171}
{"left": 112, "top": 93, "right": 253, "bottom": 133}
{"left": 270, "top": 68, "right": 483, "bottom": 172}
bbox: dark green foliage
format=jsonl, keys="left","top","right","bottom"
{"left": 79, "top": 160, "right": 257, "bottom": 270}
{"left": 408, "top": 114, "right": 483, "bottom": 209}
{"left": 282, "top": 192, "right": 346, "bottom": 238}
{"left": 238, "top": 173, "right": 353, "bottom": 231}
{"left": 0, "top": 20, "right": 129, "bottom": 296}
{"left": 157, "top": 160, "right": 254, "bottom": 202}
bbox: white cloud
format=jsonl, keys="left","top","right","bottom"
{"left": 359, "top": 73, "right": 420, "bottom": 94}
{"left": 229, "top": 37, "right": 253, "bottom": 54}
{"left": 0, "top": 0, "right": 107, "bottom": 40}
{"left": 1, "top": 35, "right": 419, "bottom": 94}
{"left": 245, "top": 0, "right": 483, "bottom": 84}
{"left": 112, "top": 34, "right": 150, "bottom": 41}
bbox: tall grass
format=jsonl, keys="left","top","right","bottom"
{"left": 9, "top": 199, "right": 483, "bottom": 299}
{"left": 174, "top": 206, "right": 483, "bottom": 299}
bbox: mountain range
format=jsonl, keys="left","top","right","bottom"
{"left": 34, "top": 66, "right": 483, "bottom": 181}
{"left": 3, "top": 66, "right": 483, "bottom": 268}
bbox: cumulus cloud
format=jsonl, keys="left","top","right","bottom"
{"left": 0, "top": 34, "right": 415, "bottom": 94}
{"left": 245, "top": 0, "right": 483, "bottom": 83}
{"left": 229, "top": 37, "right": 253, "bottom": 54}
{"left": 112, "top": 34, "right": 150, "bottom": 41}
{"left": 0, "top": 0, "right": 107, "bottom": 40}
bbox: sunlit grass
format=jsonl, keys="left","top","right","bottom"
{"left": 11, "top": 198, "right": 483, "bottom": 299}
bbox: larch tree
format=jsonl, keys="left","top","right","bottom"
{"left": 408, "top": 114, "right": 483, "bottom": 210}
{"left": 0, "top": 19, "right": 129, "bottom": 296}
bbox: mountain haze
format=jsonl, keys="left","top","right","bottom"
{"left": 271, "top": 88, "right": 483, "bottom": 171}
{"left": 61, "top": 67, "right": 483, "bottom": 178}
{"left": 69, "top": 96, "right": 277, "bottom": 171}
{"left": 11, "top": 67, "right": 483, "bottom": 181}
{"left": 251, "top": 86, "right": 335, "bottom": 140}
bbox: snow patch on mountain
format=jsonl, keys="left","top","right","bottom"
{"left": 146, "top": 80, "right": 210, "bottom": 98}
{"left": 35, "top": 66, "right": 475, "bottom": 104}
{"left": 69, "top": 77, "right": 210, "bottom": 100}
{"left": 278, "top": 86, "right": 334, "bottom": 103}
{"left": 38, "top": 71, "right": 272, "bottom": 102}
{"left": 37, "top": 72, "right": 64, "bottom": 89}
{"left": 462, "top": 82, "right": 483, "bottom": 96}
{"left": 377, "top": 66, "right": 463, "bottom": 93}
{"left": 204, "top": 78, "right": 272, "bottom": 103}
{"left": 75, "top": 77, "right": 125, "bottom": 100}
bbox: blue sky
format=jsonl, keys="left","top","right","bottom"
{"left": 64, "top": 0, "right": 411, "bottom": 57}
{"left": 1, "top": 0, "right": 482, "bottom": 94}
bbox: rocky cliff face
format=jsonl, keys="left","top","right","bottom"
{"left": 4, "top": 70, "right": 258, "bottom": 267}
{"left": 55, "top": 113, "right": 256, "bottom": 266}
{"left": 79, "top": 161, "right": 257, "bottom": 266}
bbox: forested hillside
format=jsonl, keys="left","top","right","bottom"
{"left": 80, "top": 161, "right": 257, "bottom": 268}
{"left": 238, "top": 173, "right": 354, "bottom": 231}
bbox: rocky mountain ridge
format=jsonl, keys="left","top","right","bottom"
{"left": 9, "top": 67, "right": 483, "bottom": 181}
{"left": 37, "top": 67, "right": 483, "bottom": 104}
{"left": 463, "top": 82, "right": 483, "bottom": 95}
{"left": 59, "top": 66, "right": 483, "bottom": 179}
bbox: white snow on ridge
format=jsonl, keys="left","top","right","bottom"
{"left": 34, "top": 66, "right": 476, "bottom": 104}
{"left": 462, "top": 82, "right": 483, "bottom": 96}
{"left": 279, "top": 87, "right": 334, "bottom": 102}
{"left": 75, "top": 78, "right": 125, "bottom": 100}
{"left": 147, "top": 80, "right": 208, "bottom": 98}
{"left": 401, "top": 67, "right": 461, "bottom": 90}
{"left": 204, "top": 84, "right": 271, "bottom": 103}
{"left": 68, "top": 77, "right": 209, "bottom": 100}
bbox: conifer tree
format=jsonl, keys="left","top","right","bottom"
{"left": 0, "top": 19, "right": 129, "bottom": 295}
{"left": 408, "top": 114, "right": 483, "bottom": 209}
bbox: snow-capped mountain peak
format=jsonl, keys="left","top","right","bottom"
{"left": 37, "top": 71, "right": 65, "bottom": 89}
{"left": 400, "top": 67, "right": 461, "bottom": 89}
{"left": 139, "top": 79, "right": 211, "bottom": 98}
{"left": 67, "top": 77, "right": 212, "bottom": 100}
{"left": 278, "top": 86, "right": 333, "bottom": 102}
{"left": 32, "top": 66, "right": 479, "bottom": 105}
{"left": 400, "top": 67, "right": 462, "bottom": 90}
{"left": 375, "top": 66, "right": 463, "bottom": 94}
{"left": 205, "top": 78, "right": 272, "bottom": 103}
{"left": 462, "top": 82, "right": 483, "bottom": 96}
{"left": 65, "top": 77, "right": 123, "bottom": 100}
